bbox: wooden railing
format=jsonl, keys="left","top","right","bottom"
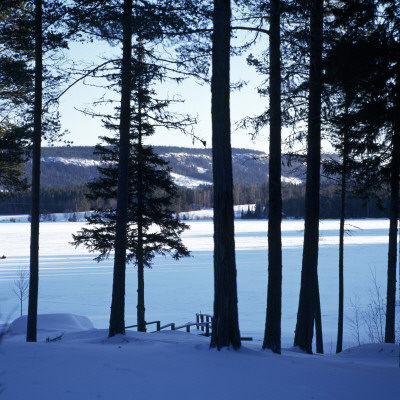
{"left": 125, "top": 320, "right": 161, "bottom": 331}
{"left": 125, "top": 312, "right": 251, "bottom": 340}
{"left": 195, "top": 313, "right": 213, "bottom": 336}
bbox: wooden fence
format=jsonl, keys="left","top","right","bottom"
{"left": 125, "top": 312, "right": 252, "bottom": 340}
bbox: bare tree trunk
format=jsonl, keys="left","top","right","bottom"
{"left": 136, "top": 66, "right": 145, "bottom": 331}
{"left": 336, "top": 101, "right": 350, "bottom": 353}
{"left": 314, "top": 279, "right": 323, "bottom": 353}
{"left": 109, "top": 0, "right": 132, "bottom": 337}
{"left": 385, "top": 66, "right": 400, "bottom": 344}
{"left": 27, "top": 0, "right": 42, "bottom": 343}
{"left": 294, "top": 0, "right": 323, "bottom": 354}
{"left": 263, "top": 0, "right": 282, "bottom": 354}
{"left": 210, "top": 0, "right": 241, "bottom": 350}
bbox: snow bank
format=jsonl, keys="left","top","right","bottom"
{"left": 8, "top": 314, "right": 94, "bottom": 335}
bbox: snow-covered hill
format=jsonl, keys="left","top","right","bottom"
{"left": 22, "top": 146, "right": 305, "bottom": 189}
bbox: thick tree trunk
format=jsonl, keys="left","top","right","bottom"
{"left": 27, "top": 0, "right": 42, "bottom": 343}
{"left": 109, "top": 0, "right": 132, "bottom": 337}
{"left": 385, "top": 67, "right": 400, "bottom": 344}
{"left": 294, "top": 0, "right": 323, "bottom": 354}
{"left": 263, "top": 0, "right": 282, "bottom": 354}
{"left": 210, "top": 0, "right": 241, "bottom": 350}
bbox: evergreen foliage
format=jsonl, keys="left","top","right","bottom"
{"left": 72, "top": 34, "right": 190, "bottom": 333}
{"left": 72, "top": 137, "right": 190, "bottom": 264}
{"left": 0, "top": 125, "right": 29, "bottom": 197}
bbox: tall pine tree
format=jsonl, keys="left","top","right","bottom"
{"left": 210, "top": 0, "right": 241, "bottom": 350}
{"left": 73, "top": 39, "right": 190, "bottom": 333}
{"left": 294, "top": 0, "right": 324, "bottom": 354}
{"left": 263, "top": 0, "right": 283, "bottom": 355}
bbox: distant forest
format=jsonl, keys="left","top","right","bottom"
{"left": 0, "top": 181, "right": 390, "bottom": 219}
{"left": 0, "top": 145, "right": 391, "bottom": 219}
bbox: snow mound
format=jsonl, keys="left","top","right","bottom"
{"left": 9, "top": 314, "right": 94, "bottom": 335}
{"left": 336, "top": 343, "right": 399, "bottom": 366}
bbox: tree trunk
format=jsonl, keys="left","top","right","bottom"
{"left": 210, "top": 0, "right": 241, "bottom": 350}
{"left": 27, "top": 0, "right": 42, "bottom": 343}
{"left": 136, "top": 164, "right": 145, "bottom": 331}
{"left": 263, "top": 0, "right": 282, "bottom": 354}
{"left": 294, "top": 0, "right": 323, "bottom": 354}
{"left": 136, "top": 61, "right": 146, "bottom": 332}
{"left": 314, "top": 279, "right": 323, "bottom": 353}
{"left": 109, "top": 0, "right": 132, "bottom": 337}
{"left": 336, "top": 101, "right": 350, "bottom": 353}
{"left": 385, "top": 65, "right": 400, "bottom": 344}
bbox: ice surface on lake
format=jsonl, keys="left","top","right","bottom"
{"left": 0, "top": 218, "right": 395, "bottom": 350}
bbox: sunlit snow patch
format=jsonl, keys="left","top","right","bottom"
{"left": 281, "top": 176, "right": 303, "bottom": 185}
{"left": 41, "top": 157, "right": 100, "bottom": 167}
{"left": 170, "top": 172, "right": 212, "bottom": 189}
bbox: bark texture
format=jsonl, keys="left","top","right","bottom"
{"left": 109, "top": 0, "right": 132, "bottom": 337}
{"left": 27, "top": 0, "right": 43, "bottom": 343}
{"left": 263, "top": 0, "right": 282, "bottom": 354}
{"left": 210, "top": 0, "right": 241, "bottom": 350}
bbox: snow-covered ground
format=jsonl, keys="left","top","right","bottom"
{"left": 0, "top": 218, "right": 399, "bottom": 399}
{"left": 1, "top": 314, "right": 399, "bottom": 399}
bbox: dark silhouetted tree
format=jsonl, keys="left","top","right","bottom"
{"left": 73, "top": 39, "right": 191, "bottom": 334}
{"left": 294, "top": 0, "right": 324, "bottom": 354}
{"left": 210, "top": 0, "right": 241, "bottom": 350}
{"left": 263, "top": 0, "right": 283, "bottom": 355}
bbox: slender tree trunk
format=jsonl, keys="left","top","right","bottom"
{"left": 27, "top": 0, "right": 42, "bottom": 343}
{"left": 294, "top": 0, "right": 323, "bottom": 354}
{"left": 385, "top": 66, "right": 400, "bottom": 344}
{"left": 314, "top": 279, "right": 323, "bottom": 353}
{"left": 336, "top": 100, "right": 350, "bottom": 353}
{"left": 263, "top": 0, "right": 282, "bottom": 354}
{"left": 109, "top": 0, "right": 132, "bottom": 337}
{"left": 136, "top": 222, "right": 145, "bottom": 331}
{"left": 136, "top": 57, "right": 145, "bottom": 331}
{"left": 210, "top": 0, "right": 241, "bottom": 350}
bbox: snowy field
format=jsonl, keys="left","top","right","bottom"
{"left": 0, "top": 217, "right": 399, "bottom": 399}
{"left": 1, "top": 314, "right": 399, "bottom": 400}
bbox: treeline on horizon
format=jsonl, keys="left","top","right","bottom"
{"left": 0, "top": 182, "right": 390, "bottom": 220}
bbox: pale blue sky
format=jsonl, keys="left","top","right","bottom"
{"left": 58, "top": 40, "right": 269, "bottom": 151}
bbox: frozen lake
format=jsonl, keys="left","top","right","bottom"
{"left": 0, "top": 218, "right": 396, "bottom": 350}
